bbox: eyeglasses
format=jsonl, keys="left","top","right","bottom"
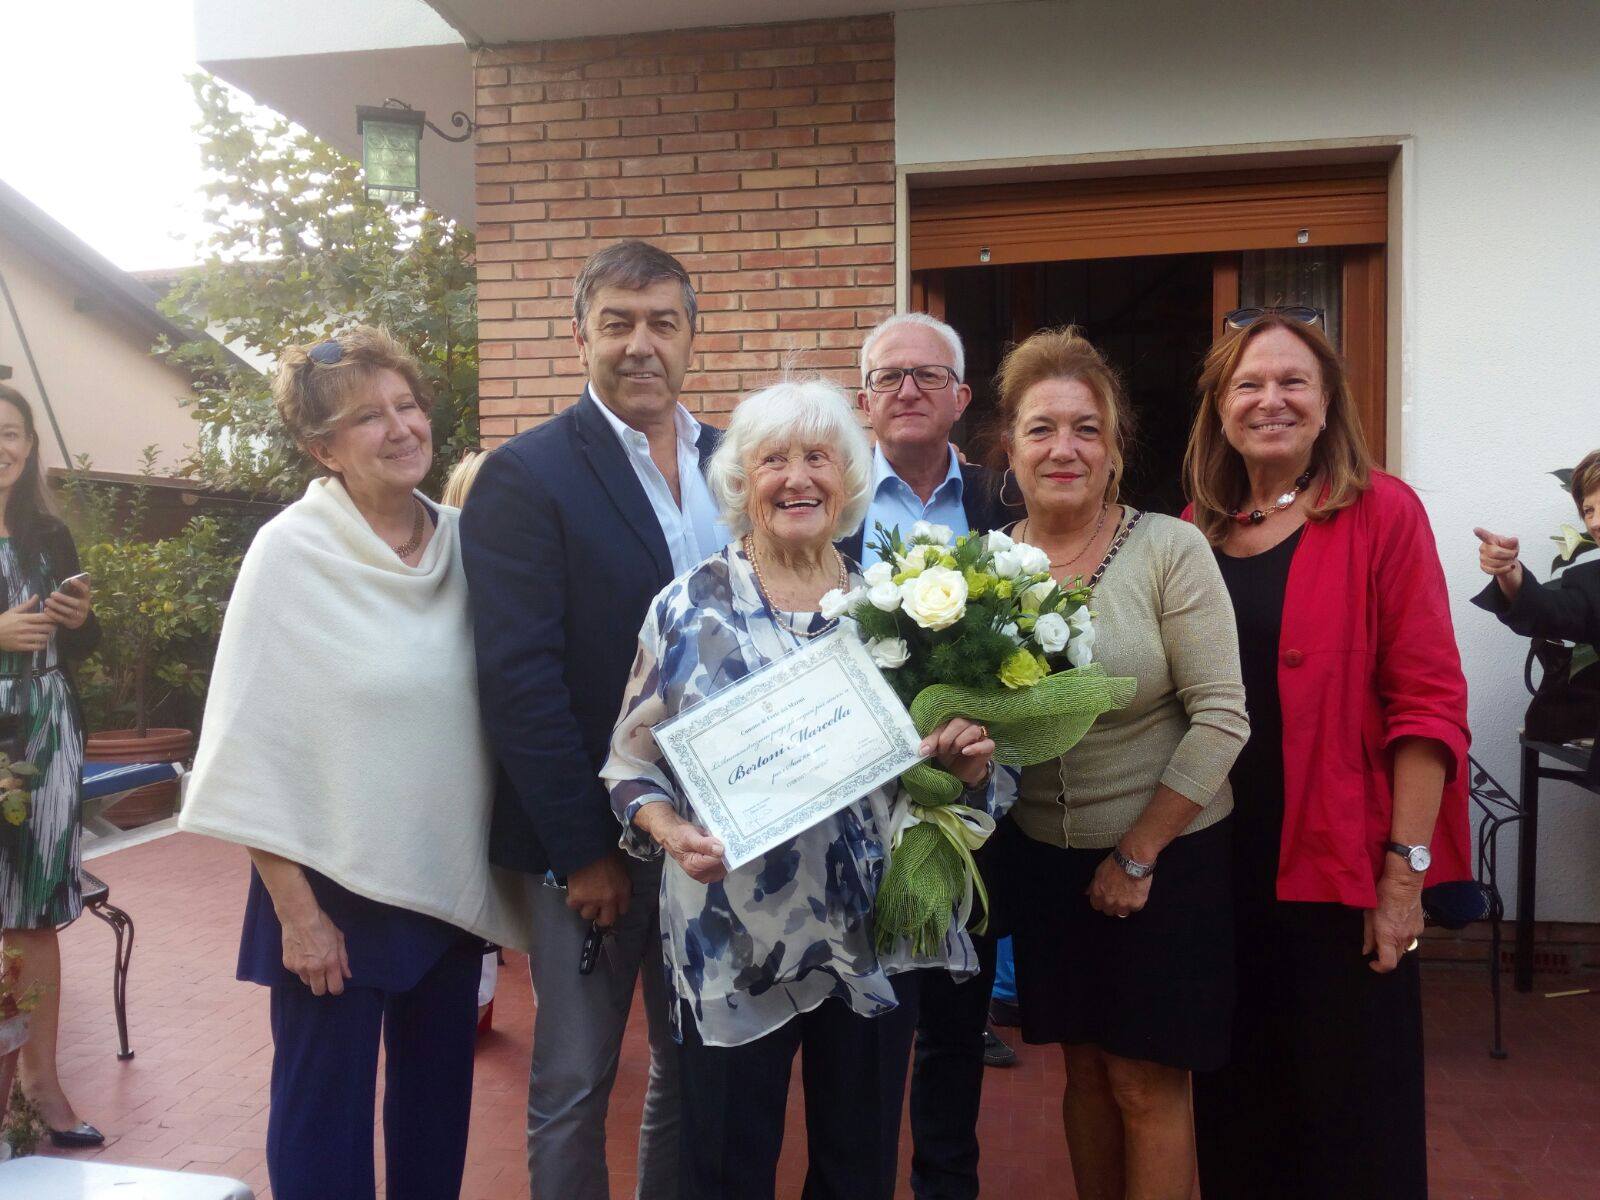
{"left": 865, "top": 365, "right": 958, "bottom": 392}
{"left": 1222, "top": 306, "right": 1325, "bottom": 332}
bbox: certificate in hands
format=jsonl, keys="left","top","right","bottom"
{"left": 654, "top": 628, "right": 924, "bottom": 870}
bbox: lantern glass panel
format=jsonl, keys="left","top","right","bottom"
{"left": 361, "top": 119, "right": 421, "bottom": 204}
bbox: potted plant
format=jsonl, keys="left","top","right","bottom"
{"left": 61, "top": 456, "right": 242, "bottom": 826}
{"left": 0, "top": 946, "right": 40, "bottom": 1159}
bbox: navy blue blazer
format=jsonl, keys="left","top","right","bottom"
{"left": 838, "top": 462, "right": 1016, "bottom": 564}
{"left": 460, "top": 393, "right": 721, "bottom": 878}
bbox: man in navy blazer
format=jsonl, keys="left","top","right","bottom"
{"left": 461, "top": 242, "right": 724, "bottom": 1200}
{"left": 845, "top": 312, "right": 1017, "bottom": 1200}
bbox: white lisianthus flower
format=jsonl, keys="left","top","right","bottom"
{"left": 902, "top": 544, "right": 933, "bottom": 572}
{"left": 863, "top": 561, "right": 895, "bottom": 587}
{"left": 1014, "top": 543, "right": 1051, "bottom": 577}
{"left": 1033, "top": 611, "right": 1070, "bottom": 654}
{"left": 1067, "top": 610, "right": 1095, "bottom": 667}
{"left": 1555, "top": 522, "right": 1590, "bottom": 561}
{"left": 868, "top": 581, "right": 902, "bottom": 612}
{"left": 926, "top": 523, "right": 956, "bottom": 546}
{"left": 820, "top": 587, "right": 859, "bottom": 621}
{"left": 909, "top": 519, "right": 935, "bottom": 541}
{"left": 900, "top": 566, "right": 969, "bottom": 630}
{"left": 983, "top": 530, "right": 1014, "bottom": 555}
{"left": 1000, "top": 621, "right": 1021, "bottom": 641}
{"left": 991, "top": 547, "right": 1024, "bottom": 579}
{"left": 867, "top": 637, "right": 911, "bottom": 669}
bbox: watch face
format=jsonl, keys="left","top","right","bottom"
{"left": 1409, "top": 846, "right": 1432, "bottom": 872}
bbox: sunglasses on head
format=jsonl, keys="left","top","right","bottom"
{"left": 1222, "top": 305, "right": 1325, "bottom": 332}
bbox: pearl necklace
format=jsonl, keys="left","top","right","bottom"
{"left": 744, "top": 535, "right": 848, "bottom": 640}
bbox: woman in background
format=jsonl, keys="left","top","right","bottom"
{"left": 0, "top": 381, "right": 101, "bottom": 1147}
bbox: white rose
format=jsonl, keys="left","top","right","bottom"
{"left": 902, "top": 545, "right": 933, "bottom": 572}
{"left": 1067, "top": 621, "right": 1095, "bottom": 667}
{"left": 1022, "top": 580, "right": 1056, "bottom": 611}
{"left": 925, "top": 523, "right": 956, "bottom": 546}
{"left": 1014, "top": 544, "right": 1051, "bottom": 576}
{"left": 983, "top": 530, "right": 1014, "bottom": 554}
{"left": 1034, "top": 611, "right": 1070, "bottom": 654}
{"left": 820, "top": 587, "right": 859, "bottom": 620}
{"left": 868, "top": 581, "right": 902, "bottom": 612}
{"left": 863, "top": 561, "right": 895, "bottom": 587}
{"left": 867, "top": 637, "right": 910, "bottom": 669}
{"left": 1068, "top": 605, "right": 1094, "bottom": 634}
{"left": 909, "top": 520, "right": 935, "bottom": 542}
{"left": 991, "top": 547, "right": 1024, "bottom": 579}
{"left": 900, "top": 566, "right": 968, "bottom": 631}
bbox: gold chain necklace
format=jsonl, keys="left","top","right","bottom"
{"left": 743, "top": 535, "right": 848, "bottom": 640}
{"left": 1020, "top": 504, "right": 1108, "bottom": 568}
{"left": 391, "top": 498, "right": 426, "bottom": 559}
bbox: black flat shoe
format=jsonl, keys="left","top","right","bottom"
{"left": 982, "top": 1028, "right": 1018, "bottom": 1068}
{"left": 49, "top": 1122, "right": 105, "bottom": 1148}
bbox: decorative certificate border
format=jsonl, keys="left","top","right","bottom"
{"left": 655, "top": 629, "right": 922, "bottom": 868}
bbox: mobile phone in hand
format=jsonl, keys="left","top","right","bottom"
{"left": 58, "top": 572, "right": 90, "bottom": 595}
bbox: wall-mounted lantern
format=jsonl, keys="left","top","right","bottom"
{"left": 356, "top": 99, "right": 474, "bottom": 205}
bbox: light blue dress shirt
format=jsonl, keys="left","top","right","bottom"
{"left": 858, "top": 445, "right": 968, "bottom": 568}
{"left": 590, "top": 385, "right": 728, "bottom": 575}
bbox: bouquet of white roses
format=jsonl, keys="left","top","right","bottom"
{"left": 824, "top": 521, "right": 1135, "bottom": 954}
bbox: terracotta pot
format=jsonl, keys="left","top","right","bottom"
{"left": 84, "top": 727, "right": 194, "bottom": 828}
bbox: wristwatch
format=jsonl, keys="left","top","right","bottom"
{"left": 1111, "top": 846, "right": 1156, "bottom": 879}
{"left": 1386, "top": 841, "right": 1432, "bottom": 873}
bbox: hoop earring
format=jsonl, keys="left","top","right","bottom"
{"left": 1000, "top": 467, "right": 1024, "bottom": 508}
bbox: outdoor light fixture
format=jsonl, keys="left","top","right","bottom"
{"left": 356, "top": 99, "right": 474, "bottom": 205}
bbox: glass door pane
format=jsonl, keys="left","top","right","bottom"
{"left": 1239, "top": 248, "right": 1342, "bottom": 348}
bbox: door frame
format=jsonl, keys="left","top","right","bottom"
{"left": 897, "top": 140, "right": 1409, "bottom": 469}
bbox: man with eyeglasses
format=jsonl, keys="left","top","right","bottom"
{"left": 843, "top": 311, "right": 1016, "bottom": 1200}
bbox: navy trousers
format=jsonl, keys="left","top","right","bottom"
{"left": 266, "top": 938, "right": 481, "bottom": 1200}
{"left": 909, "top": 930, "right": 998, "bottom": 1199}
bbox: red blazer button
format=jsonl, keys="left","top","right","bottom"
{"left": 1283, "top": 649, "right": 1304, "bottom": 667}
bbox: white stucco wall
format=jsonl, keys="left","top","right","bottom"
{"left": 898, "top": 0, "right": 1600, "bottom": 922}
{"left": 0, "top": 230, "right": 198, "bottom": 477}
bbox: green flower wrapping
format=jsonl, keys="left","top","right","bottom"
{"left": 874, "top": 665, "right": 1137, "bottom": 955}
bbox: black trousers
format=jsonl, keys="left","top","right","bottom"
{"left": 909, "top": 931, "right": 998, "bottom": 1199}
{"left": 265, "top": 937, "right": 481, "bottom": 1200}
{"left": 1192, "top": 902, "right": 1428, "bottom": 1200}
{"left": 677, "top": 973, "right": 922, "bottom": 1200}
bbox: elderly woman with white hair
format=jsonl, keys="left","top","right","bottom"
{"left": 603, "top": 377, "right": 1012, "bottom": 1200}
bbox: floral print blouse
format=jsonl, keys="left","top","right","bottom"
{"left": 603, "top": 543, "right": 1016, "bottom": 1048}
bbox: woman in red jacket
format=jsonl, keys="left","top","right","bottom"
{"left": 1182, "top": 309, "right": 1470, "bottom": 1200}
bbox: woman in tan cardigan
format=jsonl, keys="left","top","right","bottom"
{"left": 987, "top": 328, "right": 1248, "bottom": 1200}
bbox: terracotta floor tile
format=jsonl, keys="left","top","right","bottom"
{"left": 27, "top": 832, "right": 1600, "bottom": 1200}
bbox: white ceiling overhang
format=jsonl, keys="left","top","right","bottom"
{"left": 425, "top": 0, "right": 961, "bottom": 45}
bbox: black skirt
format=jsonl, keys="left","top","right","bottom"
{"left": 998, "top": 814, "right": 1235, "bottom": 1072}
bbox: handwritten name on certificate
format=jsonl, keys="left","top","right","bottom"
{"left": 654, "top": 629, "right": 924, "bottom": 870}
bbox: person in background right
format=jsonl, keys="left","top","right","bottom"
{"left": 1184, "top": 308, "right": 1472, "bottom": 1200}
{"left": 1473, "top": 448, "right": 1600, "bottom": 783}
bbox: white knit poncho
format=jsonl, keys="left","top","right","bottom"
{"left": 180, "top": 476, "right": 536, "bottom": 952}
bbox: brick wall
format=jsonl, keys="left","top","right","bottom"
{"left": 473, "top": 16, "right": 896, "bottom": 443}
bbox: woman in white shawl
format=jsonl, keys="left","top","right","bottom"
{"left": 180, "top": 327, "right": 533, "bottom": 1200}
